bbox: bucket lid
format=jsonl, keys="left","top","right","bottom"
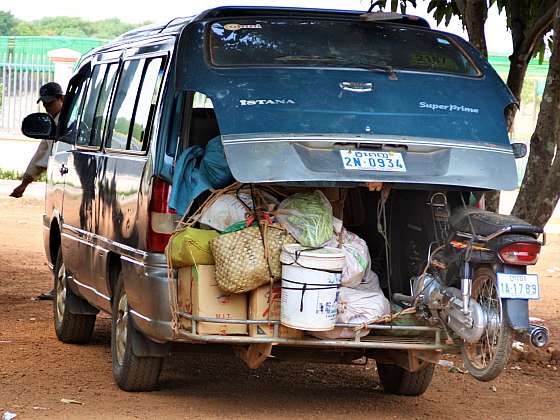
{"left": 281, "top": 244, "right": 346, "bottom": 271}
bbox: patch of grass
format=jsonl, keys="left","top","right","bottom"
{"left": 0, "top": 169, "right": 21, "bottom": 180}
{"left": 0, "top": 168, "right": 46, "bottom": 182}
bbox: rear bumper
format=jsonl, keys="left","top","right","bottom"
{"left": 122, "top": 253, "right": 448, "bottom": 351}
{"left": 175, "top": 312, "right": 448, "bottom": 351}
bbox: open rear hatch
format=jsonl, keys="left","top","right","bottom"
{"left": 177, "top": 16, "right": 518, "bottom": 190}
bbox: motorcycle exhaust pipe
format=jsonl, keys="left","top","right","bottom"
{"left": 528, "top": 324, "right": 550, "bottom": 348}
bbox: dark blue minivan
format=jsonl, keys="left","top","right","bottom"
{"left": 22, "top": 7, "right": 544, "bottom": 394}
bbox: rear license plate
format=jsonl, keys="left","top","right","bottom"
{"left": 340, "top": 150, "right": 406, "bottom": 172}
{"left": 496, "top": 273, "right": 540, "bottom": 299}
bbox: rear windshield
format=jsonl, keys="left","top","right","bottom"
{"left": 208, "top": 19, "right": 479, "bottom": 76}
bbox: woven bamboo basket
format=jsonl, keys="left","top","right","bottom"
{"left": 210, "top": 224, "right": 296, "bottom": 294}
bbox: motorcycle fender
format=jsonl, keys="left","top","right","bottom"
{"left": 500, "top": 265, "right": 529, "bottom": 332}
{"left": 502, "top": 299, "right": 529, "bottom": 332}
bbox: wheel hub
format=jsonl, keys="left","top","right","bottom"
{"left": 484, "top": 306, "right": 501, "bottom": 339}
{"left": 115, "top": 294, "right": 128, "bottom": 365}
{"left": 463, "top": 270, "right": 506, "bottom": 374}
{"left": 55, "top": 262, "right": 67, "bottom": 322}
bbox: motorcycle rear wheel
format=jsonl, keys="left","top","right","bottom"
{"left": 462, "top": 266, "right": 513, "bottom": 381}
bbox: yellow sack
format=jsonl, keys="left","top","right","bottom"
{"left": 166, "top": 227, "right": 219, "bottom": 267}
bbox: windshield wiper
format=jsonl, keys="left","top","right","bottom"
{"left": 350, "top": 61, "right": 398, "bottom": 80}
{"left": 273, "top": 55, "right": 398, "bottom": 80}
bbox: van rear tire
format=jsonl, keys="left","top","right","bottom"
{"left": 377, "top": 362, "right": 435, "bottom": 396}
{"left": 111, "top": 278, "right": 163, "bottom": 392}
{"left": 53, "top": 249, "right": 96, "bottom": 343}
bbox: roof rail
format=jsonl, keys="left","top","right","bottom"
{"left": 192, "top": 6, "right": 429, "bottom": 28}
{"left": 115, "top": 22, "right": 167, "bottom": 41}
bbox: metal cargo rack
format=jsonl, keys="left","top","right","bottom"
{"left": 176, "top": 311, "right": 447, "bottom": 351}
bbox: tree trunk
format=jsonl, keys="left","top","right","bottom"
{"left": 505, "top": 1, "right": 556, "bottom": 130}
{"left": 512, "top": 131, "right": 556, "bottom": 221}
{"left": 532, "top": 141, "right": 560, "bottom": 227}
{"left": 512, "top": 6, "right": 560, "bottom": 225}
{"left": 484, "top": 191, "right": 500, "bottom": 213}
{"left": 505, "top": 56, "right": 530, "bottom": 130}
{"left": 462, "top": 0, "right": 488, "bottom": 57}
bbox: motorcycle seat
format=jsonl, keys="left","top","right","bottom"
{"left": 449, "top": 207, "right": 543, "bottom": 238}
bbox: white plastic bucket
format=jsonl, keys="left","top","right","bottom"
{"left": 280, "top": 245, "right": 346, "bottom": 331}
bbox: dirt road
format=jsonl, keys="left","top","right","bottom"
{"left": 1, "top": 197, "right": 559, "bottom": 419}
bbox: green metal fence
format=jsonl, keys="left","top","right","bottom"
{"left": 0, "top": 36, "right": 105, "bottom": 68}
{"left": 0, "top": 36, "right": 106, "bottom": 131}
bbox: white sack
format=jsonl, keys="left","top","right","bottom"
{"left": 311, "top": 270, "right": 390, "bottom": 339}
{"left": 199, "top": 194, "right": 250, "bottom": 231}
{"left": 327, "top": 228, "right": 370, "bottom": 287}
{"left": 199, "top": 191, "right": 278, "bottom": 232}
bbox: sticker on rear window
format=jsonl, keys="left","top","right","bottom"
{"left": 409, "top": 52, "right": 459, "bottom": 72}
{"left": 224, "top": 23, "right": 262, "bottom": 31}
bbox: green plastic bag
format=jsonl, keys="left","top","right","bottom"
{"left": 166, "top": 227, "right": 219, "bottom": 267}
{"left": 276, "top": 190, "right": 333, "bottom": 247}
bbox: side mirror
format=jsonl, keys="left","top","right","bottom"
{"left": 21, "top": 112, "right": 56, "bottom": 140}
{"left": 511, "top": 143, "right": 527, "bottom": 159}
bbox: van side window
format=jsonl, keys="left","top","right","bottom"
{"left": 76, "top": 64, "right": 107, "bottom": 146}
{"left": 130, "top": 57, "right": 165, "bottom": 151}
{"left": 188, "top": 92, "right": 219, "bottom": 147}
{"left": 107, "top": 56, "right": 165, "bottom": 151}
{"left": 165, "top": 94, "right": 186, "bottom": 157}
{"left": 192, "top": 92, "right": 214, "bottom": 109}
{"left": 91, "top": 63, "right": 118, "bottom": 147}
{"left": 59, "top": 70, "right": 89, "bottom": 144}
{"left": 106, "top": 59, "right": 145, "bottom": 150}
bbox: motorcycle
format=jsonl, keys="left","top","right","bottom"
{"left": 395, "top": 193, "right": 548, "bottom": 381}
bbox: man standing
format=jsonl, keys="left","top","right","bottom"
{"left": 10, "top": 82, "right": 64, "bottom": 199}
{"left": 10, "top": 82, "right": 64, "bottom": 300}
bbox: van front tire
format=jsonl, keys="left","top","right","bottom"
{"left": 377, "top": 362, "right": 435, "bottom": 396}
{"left": 111, "top": 278, "right": 163, "bottom": 391}
{"left": 53, "top": 249, "right": 96, "bottom": 343}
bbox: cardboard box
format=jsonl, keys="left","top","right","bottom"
{"left": 178, "top": 266, "right": 247, "bottom": 335}
{"left": 248, "top": 283, "right": 303, "bottom": 339}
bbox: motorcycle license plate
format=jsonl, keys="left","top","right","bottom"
{"left": 340, "top": 150, "right": 406, "bottom": 172}
{"left": 496, "top": 273, "right": 540, "bottom": 299}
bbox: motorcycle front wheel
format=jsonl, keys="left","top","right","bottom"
{"left": 462, "top": 266, "right": 513, "bottom": 381}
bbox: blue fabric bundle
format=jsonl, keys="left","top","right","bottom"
{"left": 169, "top": 137, "right": 233, "bottom": 215}
{"left": 200, "top": 136, "right": 234, "bottom": 189}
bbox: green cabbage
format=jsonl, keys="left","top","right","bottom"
{"left": 277, "top": 191, "right": 333, "bottom": 247}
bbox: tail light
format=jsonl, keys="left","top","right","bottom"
{"left": 499, "top": 242, "right": 541, "bottom": 265}
{"left": 147, "top": 177, "right": 177, "bottom": 253}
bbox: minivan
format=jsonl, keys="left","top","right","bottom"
{"left": 22, "top": 6, "right": 545, "bottom": 394}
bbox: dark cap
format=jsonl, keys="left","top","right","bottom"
{"left": 37, "top": 82, "right": 63, "bottom": 104}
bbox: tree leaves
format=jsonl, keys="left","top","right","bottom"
{"left": 0, "top": 11, "right": 148, "bottom": 39}
{"left": 427, "top": 0, "right": 461, "bottom": 26}
{"left": 368, "top": 0, "right": 417, "bottom": 14}
{"left": 0, "top": 11, "right": 18, "bottom": 35}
